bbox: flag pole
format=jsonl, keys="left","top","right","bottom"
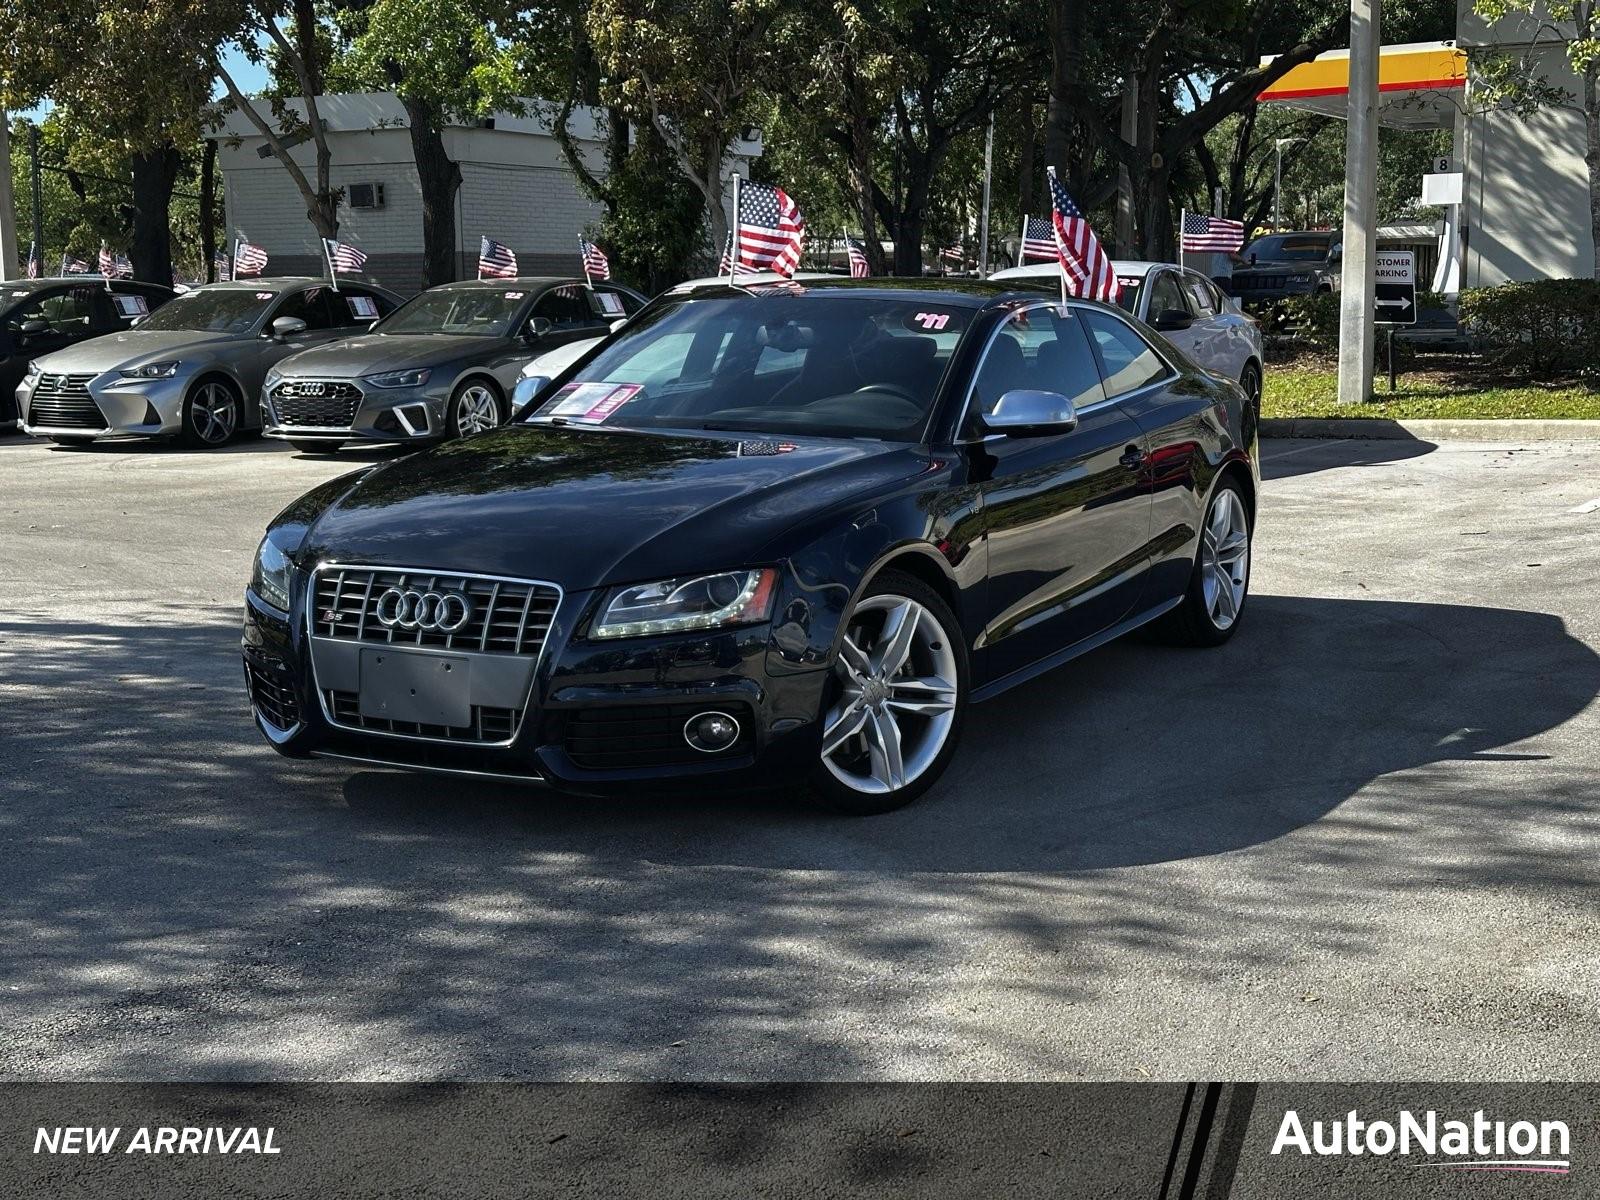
{"left": 727, "top": 174, "right": 741, "bottom": 285}
{"left": 477, "top": 236, "right": 485, "bottom": 281}
{"left": 1046, "top": 168, "right": 1068, "bottom": 308}
{"left": 321, "top": 238, "right": 340, "bottom": 292}
{"left": 1178, "top": 208, "right": 1187, "bottom": 271}
{"left": 580, "top": 237, "right": 592, "bottom": 288}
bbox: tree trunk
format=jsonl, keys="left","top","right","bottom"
{"left": 1043, "top": 0, "right": 1072, "bottom": 180}
{"left": 1017, "top": 102, "right": 1037, "bottom": 230}
{"left": 200, "top": 138, "right": 218, "bottom": 283}
{"left": 402, "top": 95, "right": 463, "bottom": 287}
{"left": 847, "top": 105, "right": 884, "bottom": 273}
{"left": 1587, "top": 63, "right": 1600, "bottom": 279}
{"left": 129, "top": 144, "right": 181, "bottom": 286}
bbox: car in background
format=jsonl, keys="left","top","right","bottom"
{"left": 988, "top": 260, "right": 1264, "bottom": 413}
{"left": 18, "top": 278, "right": 401, "bottom": 448}
{"left": 243, "top": 279, "right": 1258, "bottom": 813}
{"left": 1, "top": 277, "right": 175, "bottom": 431}
{"left": 1229, "top": 231, "right": 1342, "bottom": 314}
{"left": 263, "top": 278, "right": 646, "bottom": 452}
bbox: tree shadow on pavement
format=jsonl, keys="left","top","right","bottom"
{"left": 1260, "top": 437, "right": 1437, "bottom": 481}
{"left": 1, "top": 592, "right": 1595, "bottom": 1080}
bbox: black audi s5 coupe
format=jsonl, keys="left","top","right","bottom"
{"left": 243, "top": 279, "right": 1258, "bottom": 813}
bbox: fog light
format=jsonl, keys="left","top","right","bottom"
{"left": 684, "top": 711, "right": 740, "bottom": 753}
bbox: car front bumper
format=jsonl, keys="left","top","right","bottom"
{"left": 262, "top": 377, "right": 450, "bottom": 444}
{"left": 241, "top": 574, "right": 829, "bottom": 796}
{"left": 18, "top": 370, "right": 191, "bottom": 440}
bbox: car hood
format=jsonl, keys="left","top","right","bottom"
{"left": 277, "top": 334, "right": 508, "bottom": 378}
{"left": 33, "top": 328, "right": 236, "bottom": 372}
{"left": 298, "top": 424, "right": 929, "bottom": 592}
{"left": 1234, "top": 260, "right": 1324, "bottom": 274}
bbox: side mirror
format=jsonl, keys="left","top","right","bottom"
{"left": 1152, "top": 308, "right": 1194, "bottom": 332}
{"left": 983, "top": 389, "right": 1079, "bottom": 437}
{"left": 270, "top": 316, "right": 308, "bottom": 341}
{"left": 19, "top": 318, "right": 48, "bottom": 339}
{"left": 511, "top": 373, "right": 553, "bottom": 419}
{"left": 524, "top": 316, "right": 554, "bottom": 341}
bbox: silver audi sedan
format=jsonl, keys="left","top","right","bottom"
{"left": 17, "top": 277, "right": 400, "bottom": 448}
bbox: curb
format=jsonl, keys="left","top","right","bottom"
{"left": 1261, "top": 417, "right": 1600, "bottom": 442}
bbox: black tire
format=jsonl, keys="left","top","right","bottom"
{"left": 289, "top": 440, "right": 343, "bottom": 454}
{"left": 48, "top": 435, "right": 95, "bottom": 448}
{"left": 1151, "top": 476, "right": 1252, "bottom": 647}
{"left": 180, "top": 377, "right": 242, "bottom": 448}
{"left": 446, "top": 379, "right": 507, "bottom": 439}
{"left": 805, "top": 569, "right": 968, "bottom": 816}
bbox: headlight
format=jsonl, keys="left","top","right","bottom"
{"left": 250, "top": 531, "right": 298, "bottom": 612}
{"left": 363, "top": 368, "right": 431, "bottom": 389}
{"left": 264, "top": 367, "right": 283, "bottom": 390}
{"left": 117, "top": 360, "right": 180, "bottom": 379}
{"left": 590, "top": 568, "right": 778, "bottom": 639}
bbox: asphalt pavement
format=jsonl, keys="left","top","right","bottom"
{"left": 2, "top": 431, "right": 1598, "bottom": 1081}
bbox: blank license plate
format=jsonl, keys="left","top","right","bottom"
{"left": 359, "top": 649, "right": 471, "bottom": 727}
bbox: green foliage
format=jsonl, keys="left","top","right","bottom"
{"left": 1458, "top": 279, "right": 1600, "bottom": 374}
{"left": 589, "top": 127, "right": 706, "bottom": 292}
{"left": 1263, "top": 368, "right": 1600, "bottom": 419}
{"left": 335, "top": 0, "right": 525, "bottom": 118}
{"left": 1282, "top": 289, "right": 1446, "bottom": 350}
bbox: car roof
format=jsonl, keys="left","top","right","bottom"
{"left": 2, "top": 276, "right": 170, "bottom": 289}
{"left": 430, "top": 276, "right": 630, "bottom": 292}
{"left": 675, "top": 271, "right": 838, "bottom": 290}
{"left": 664, "top": 276, "right": 1055, "bottom": 307}
{"left": 988, "top": 260, "right": 1175, "bottom": 282}
{"left": 197, "top": 276, "right": 340, "bottom": 292}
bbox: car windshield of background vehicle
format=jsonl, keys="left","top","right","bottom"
{"left": 377, "top": 289, "right": 527, "bottom": 336}
{"left": 1243, "top": 235, "right": 1331, "bottom": 262}
{"left": 1113, "top": 278, "right": 1142, "bottom": 315}
{"left": 527, "top": 295, "right": 970, "bottom": 441}
{"left": 137, "top": 289, "right": 274, "bottom": 334}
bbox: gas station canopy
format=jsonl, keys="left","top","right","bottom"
{"left": 1257, "top": 40, "right": 1466, "bottom": 130}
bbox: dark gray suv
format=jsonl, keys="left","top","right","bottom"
{"left": 1229, "top": 232, "right": 1342, "bottom": 313}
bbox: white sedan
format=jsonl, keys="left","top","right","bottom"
{"left": 989, "top": 260, "right": 1264, "bottom": 414}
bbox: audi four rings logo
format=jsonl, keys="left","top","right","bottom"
{"left": 291, "top": 382, "right": 326, "bottom": 396}
{"left": 374, "top": 588, "right": 474, "bottom": 632}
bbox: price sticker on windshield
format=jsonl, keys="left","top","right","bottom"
{"left": 255, "top": 292, "right": 274, "bottom": 301}
{"left": 544, "top": 382, "right": 641, "bottom": 423}
{"left": 112, "top": 294, "right": 149, "bottom": 318}
{"left": 346, "top": 295, "right": 378, "bottom": 319}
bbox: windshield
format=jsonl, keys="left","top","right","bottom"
{"left": 527, "top": 294, "right": 965, "bottom": 441}
{"left": 377, "top": 288, "right": 528, "bottom": 336}
{"left": 1243, "top": 235, "right": 1333, "bottom": 263}
{"left": 138, "top": 288, "right": 273, "bottom": 334}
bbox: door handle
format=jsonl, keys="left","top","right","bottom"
{"left": 1119, "top": 445, "right": 1145, "bottom": 470}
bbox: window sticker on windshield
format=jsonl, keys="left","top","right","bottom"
{"left": 596, "top": 291, "right": 626, "bottom": 316}
{"left": 11, "top": 290, "right": 28, "bottom": 298}
{"left": 112, "top": 294, "right": 149, "bottom": 318}
{"left": 544, "top": 381, "right": 641, "bottom": 423}
{"left": 504, "top": 291, "right": 525, "bottom": 300}
{"left": 902, "top": 309, "right": 964, "bottom": 334}
{"left": 1118, "top": 277, "right": 1142, "bottom": 291}
{"left": 346, "top": 295, "right": 378, "bottom": 319}
{"left": 255, "top": 292, "right": 274, "bottom": 301}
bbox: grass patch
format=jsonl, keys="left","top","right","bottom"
{"left": 1262, "top": 369, "right": 1600, "bottom": 420}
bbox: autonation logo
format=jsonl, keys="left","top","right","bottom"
{"left": 1272, "top": 1109, "right": 1571, "bottom": 1175}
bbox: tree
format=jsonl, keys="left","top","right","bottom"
{"left": 1472, "top": 0, "right": 1600, "bottom": 276}
{"left": 0, "top": 0, "right": 228, "bottom": 283}
{"left": 334, "top": 0, "right": 525, "bottom": 285}
{"left": 588, "top": 0, "right": 799, "bottom": 259}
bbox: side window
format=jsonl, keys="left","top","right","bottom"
{"left": 532, "top": 284, "right": 598, "bottom": 329}
{"left": 970, "top": 306, "right": 1106, "bottom": 419}
{"left": 106, "top": 286, "right": 155, "bottom": 326}
{"left": 1147, "top": 271, "right": 1189, "bottom": 319}
{"left": 594, "top": 287, "right": 640, "bottom": 318}
{"left": 331, "top": 287, "right": 390, "bottom": 327}
{"left": 1184, "top": 275, "right": 1219, "bottom": 317}
{"left": 272, "top": 287, "right": 340, "bottom": 331}
{"left": 1082, "top": 311, "right": 1171, "bottom": 398}
{"left": 6, "top": 288, "right": 96, "bottom": 334}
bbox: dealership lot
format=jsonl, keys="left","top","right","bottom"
{"left": 1, "top": 432, "right": 1597, "bottom": 1081}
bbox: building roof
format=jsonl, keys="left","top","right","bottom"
{"left": 1257, "top": 41, "right": 1465, "bottom": 131}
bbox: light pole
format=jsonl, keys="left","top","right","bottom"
{"left": 1273, "top": 137, "right": 1304, "bottom": 231}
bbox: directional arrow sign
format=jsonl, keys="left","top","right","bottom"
{"left": 1374, "top": 249, "right": 1416, "bottom": 326}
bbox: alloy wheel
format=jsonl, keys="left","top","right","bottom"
{"left": 455, "top": 385, "right": 500, "bottom": 436}
{"left": 821, "top": 594, "right": 960, "bottom": 795}
{"left": 1200, "top": 487, "right": 1250, "bottom": 630}
{"left": 190, "top": 382, "right": 238, "bottom": 445}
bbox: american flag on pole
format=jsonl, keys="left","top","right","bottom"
{"left": 61, "top": 254, "right": 89, "bottom": 275}
{"left": 98, "top": 244, "right": 116, "bottom": 276}
{"left": 579, "top": 238, "right": 610, "bottom": 281}
{"left": 477, "top": 236, "right": 518, "bottom": 279}
{"left": 1048, "top": 168, "right": 1119, "bottom": 303}
{"left": 846, "top": 238, "right": 870, "bottom": 278}
{"left": 729, "top": 180, "right": 805, "bottom": 277}
{"left": 25, "top": 243, "right": 38, "bottom": 279}
{"left": 213, "top": 250, "right": 233, "bottom": 281}
{"left": 1020, "top": 215, "right": 1056, "bottom": 262}
{"left": 718, "top": 233, "right": 765, "bottom": 277}
{"left": 1181, "top": 212, "right": 1246, "bottom": 253}
{"left": 234, "top": 240, "right": 269, "bottom": 276}
{"left": 323, "top": 238, "right": 367, "bottom": 274}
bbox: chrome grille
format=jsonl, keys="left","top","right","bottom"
{"left": 312, "top": 566, "right": 559, "bottom": 656}
{"left": 28, "top": 374, "right": 105, "bottom": 429}
{"left": 326, "top": 691, "right": 519, "bottom": 743}
{"left": 271, "top": 380, "right": 363, "bottom": 428}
